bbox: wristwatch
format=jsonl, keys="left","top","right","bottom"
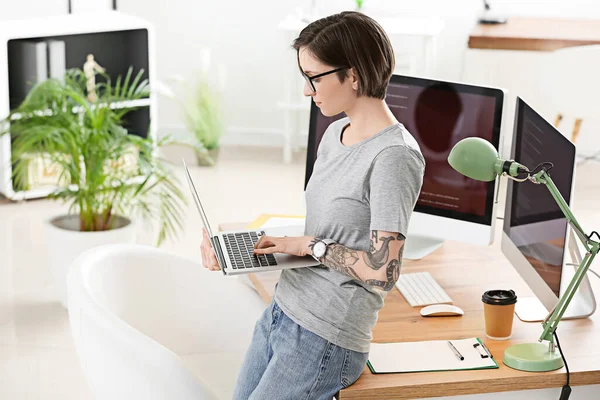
{"left": 311, "top": 238, "right": 336, "bottom": 261}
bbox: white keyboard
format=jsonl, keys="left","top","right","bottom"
{"left": 395, "top": 272, "right": 453, "bottom": 307}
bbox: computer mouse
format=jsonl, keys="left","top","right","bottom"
{"left": 420, "top": 304, "right": 464, "bottom": 317}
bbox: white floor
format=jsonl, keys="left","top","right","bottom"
{"left": 1, "top": 146, "right": 599, "bottom": 399}
{"left": 0, "top": 146, "right": 307, "bottom": 400}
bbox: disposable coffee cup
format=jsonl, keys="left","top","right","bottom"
{"left": 482, "top": 290, "right": 517, "bottom": 340}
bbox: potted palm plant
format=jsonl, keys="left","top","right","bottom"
{"left": 1, "top": 67, "right": 187, "bottom": 307}
{"left": 158, "top": 72, "right": 224, "bottom": 166}
{"left": 183, "top": 74, "right": 224, "bottom": 165}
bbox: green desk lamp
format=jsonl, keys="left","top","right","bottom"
{"left": 448, "top": 137, "right": 600, "bottom": 372}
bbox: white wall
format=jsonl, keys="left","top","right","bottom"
{"left": 117, "top": 0, "right": 600, "bottom": 147}
{"left": 118, "top": 0, "right": 307, "bottom": 144}
{"left": 0, "top": 0, "right": 114, "bottom": 19}
{"left": 71, "top": 0, "right": 113, "bottom": 13}
{"left": 4, "top": 1, "right": 600, "bottom": 148}
{"left": 0, "top": 0, "right": 67, "bottom": 20}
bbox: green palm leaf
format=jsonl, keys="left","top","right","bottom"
{"left": 1, "top": 67, "right": 186, "bottom": 246}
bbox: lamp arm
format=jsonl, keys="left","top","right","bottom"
{"left": 536, "top": 171, "right": 600, "bottom": 343}
{"left": 535, "top": 171, "right": 588, "bottom": 247}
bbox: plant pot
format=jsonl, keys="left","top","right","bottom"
{"left": 45, "top": 214, "right": 136, "bottom": 308}
{"left": 196, "top": 147, "right": 220, "bottom": 166}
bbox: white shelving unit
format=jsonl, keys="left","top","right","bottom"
{"left": 0, "top": 11, "right": 156, "bottom": 200}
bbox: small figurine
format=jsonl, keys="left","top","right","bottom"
{"left": 83, "top": 54, "right": 105, "bottom": 102}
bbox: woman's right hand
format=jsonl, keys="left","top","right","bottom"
{"left": 201, "top": 228, "right": 221, "bottom": 271}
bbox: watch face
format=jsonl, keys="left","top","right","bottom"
{"left": 314, "top": 241, "right": 326, "bottom": 258}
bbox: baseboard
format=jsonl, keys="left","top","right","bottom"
{"left": 0, "top": 193, "right": 12, "bottom": 204}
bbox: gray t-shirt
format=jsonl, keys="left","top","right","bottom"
{"left": 274, "top": 117, "right": 425, "bottom": 353}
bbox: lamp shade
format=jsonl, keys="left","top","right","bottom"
{"left": 448, "top": 137, "right": 500, "bottom": 182}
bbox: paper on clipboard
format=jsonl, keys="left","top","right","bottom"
{"left": 367, "top": 338, "right": 498, "bottom": 374}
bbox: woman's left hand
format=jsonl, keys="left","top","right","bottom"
{"left": 253, "top": 235, "right": 315, "bottom": 257}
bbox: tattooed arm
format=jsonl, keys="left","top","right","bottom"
{"left": 310, "top": 231, "right": 405, "bottom": 291}
{"left": 253, "top": 230, "right": 405, "bottom": 291}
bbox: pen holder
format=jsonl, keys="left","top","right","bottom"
{"left": 482, "top": 290, "right": 517, "bottom": 340}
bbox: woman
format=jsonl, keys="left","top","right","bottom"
{"left": 201, "top": 11, "right": 425, "bottom": 399}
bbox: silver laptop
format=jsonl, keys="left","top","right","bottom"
{"left": 183, "top": 159, "right": 321, "bottom": 276}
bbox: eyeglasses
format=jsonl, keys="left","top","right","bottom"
{"left": 301, "top": 67, "right": 347, "bottom": 93}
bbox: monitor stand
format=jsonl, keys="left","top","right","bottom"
{"left": 516, "top": 234, "right": 597, "bottom": 322}
{"left": 515, "top": 290, "right": 596, "bottom": 322}
{"left": 403, "top": 236, "right": 444, "bottom": 260}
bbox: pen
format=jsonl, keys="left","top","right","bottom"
{"left": 447, "top": 340, "right": 464, "bottom": 361}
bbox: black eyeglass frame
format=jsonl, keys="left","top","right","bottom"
{"left": 301, "top": 67, "right": 348, "bottom": 93}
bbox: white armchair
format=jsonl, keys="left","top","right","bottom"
{"left": 67, "top": 244, "right": 266, "bottom": 400}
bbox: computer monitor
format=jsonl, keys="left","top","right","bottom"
{"left": 501, "top": 97, "right": 596, "bottom": 322}
{"left": 305, "top": 74, "right": 505, "bottom": 259}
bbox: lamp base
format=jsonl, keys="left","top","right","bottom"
{"left": 478, "top": 12, "right": 508, "bottom": 24}
{"left": 503, "top": 343, "right": 564, "bottom": 372}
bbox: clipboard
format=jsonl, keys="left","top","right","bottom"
{"left": 367, "top": 337, "right": 498, "bottom": 374}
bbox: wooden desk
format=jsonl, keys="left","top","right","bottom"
{"left": 468, "top": 17, "right": 600, "bottom": 51}
{"left": 219, "top": 222, "right": 600, "bottom": 399}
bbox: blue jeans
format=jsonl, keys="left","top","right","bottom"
{"left": 233, "top": 300, "right": 369, "bottom": 400}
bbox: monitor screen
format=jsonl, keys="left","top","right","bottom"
{"left": 504, "top": 98, "right": 576, "bottom": 297}
{"left": 305, "top": 75, "right": 504, "bottom": 225}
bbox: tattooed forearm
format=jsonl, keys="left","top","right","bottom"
{"left": 365, "top": 234, "right": 405, "bottom": 290}
{"left": 362, "top": 230, "right": 396, "bottom": 270}
{"left": 318, "top": 230, "right": 405, "bottom": 291}
{"left": 397, "top": 233, "right": 405, "bottom": 260}
{"left": 323, "top": 244, "right": 361, "bottom": 280}
{"left": 365, "top": 259, "right": 400, "bottom": 291}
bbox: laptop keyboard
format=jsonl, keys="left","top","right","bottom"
{"left": 222, "top": 231, "right": 278, "bottom": 269}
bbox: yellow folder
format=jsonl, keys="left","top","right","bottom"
{"left": 246, "top": 213, "right": 306, "bottom": 230}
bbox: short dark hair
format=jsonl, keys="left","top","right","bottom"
{"left": 292, "top": 11, "right": 395, "bottom": 100}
